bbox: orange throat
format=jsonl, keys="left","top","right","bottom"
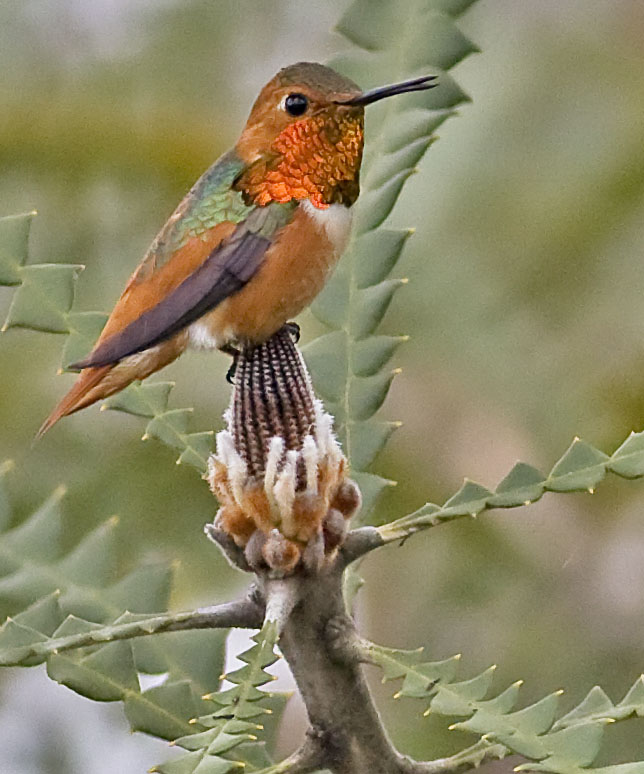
{"left": 238, "top": 114, "right": 364, "bottom": 209}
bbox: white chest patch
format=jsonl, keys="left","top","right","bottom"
{"left": 189, "top": 321, "right": 226, "bottom": 350}
{"left": 300, "top": 200, "right": 352, "bottom": 254}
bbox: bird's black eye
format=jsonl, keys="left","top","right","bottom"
{"left": 284, "top": 93, "right": 308, "bottom": 116}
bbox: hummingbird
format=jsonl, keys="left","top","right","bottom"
{"left": 39, "top": 62, "right": 436, "bottom": 436}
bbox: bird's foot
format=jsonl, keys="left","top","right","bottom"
{"left": 285, "top": 321, "right": 300, "bottom": 343}
{"left": 220, "top": 344, "right": 240, "bottom": 384}
{"left": 226, "top": 355, "right": 239, "bottom": 385}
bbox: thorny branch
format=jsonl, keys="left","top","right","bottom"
{"left": 0, "top": 595, "right": 264, "bottom": 666}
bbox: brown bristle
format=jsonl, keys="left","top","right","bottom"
{"left": 232, "top": 327, "right": 317, "bottom": 478}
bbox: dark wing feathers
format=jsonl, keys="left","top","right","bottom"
{"left": 71, "top": 222, "right": 272, "bottom": 369}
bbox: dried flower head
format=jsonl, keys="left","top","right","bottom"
{"left": 206, "top": 326, "right": 360, "bottom": 574}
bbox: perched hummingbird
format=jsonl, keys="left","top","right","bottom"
{"left": 40, "top": 62, "right": 436, "bottom": 435}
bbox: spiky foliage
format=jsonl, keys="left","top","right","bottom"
{"left": 381, "top": 432, "right": 644, "bottom": 542}
{"left": 0, "top": 211, "right": 213, "bottom": 472}
{"left": 0, "top": 463, "right": 228, "bottom": 742}
{"left": 303, "top": 0, "right": 478, "bottom": 518}
{"left": 366, "top": 641, "right": 644, "bottom": 774}
{"left": 154, "top": 623, "right": 281, "bottom": 774}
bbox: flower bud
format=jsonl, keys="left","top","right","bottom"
{"left": 207, "top": 326, "right": 360, "bottom": 574}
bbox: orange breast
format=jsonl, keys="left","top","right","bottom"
{"left": 199, "top": 203, "right": 350, "bottom": 345}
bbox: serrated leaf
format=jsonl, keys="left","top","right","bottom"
{"left": 0, "top": 618, "right": 49, "bottom": 664}
{"left": 178, "top": 433, "right": 215, "bottom": 468}
{"left": 13, "top": 592, "right": 64, "bottom": 637}
{"left": 61, "top": 311, "right": 108, "bottom": 369}
{"left": 302, "top": 331, "right": 348, "bottom": 403}
{"left": 152, "top": 750, "right": 208, "bottom": 774}
{"left": 309, "top": 264, "right": 350, "bottom": 328}
{"left": 57, "top": 517, "right": 118, "bottom": 587}
{"left": 0, "top": 212, "right": 34, "bottom": 285}
{"left": 553, "top": 686, "right": 615, "bottom": 730}
{"left": 4, "top": 263, "right": 82, "bottom": 332}
{"left": 384, "top": 427, "right": 644, "bottom": 544}
{"left": 353, "top": 335, "right": 407, "bottom": 377}
{"left": 165, "top": 624, "right": 280, "bottom": 774}
{"left": 0, "top": 486, "right": 65, "bottom": 571}
{"left": 353, "top": 229, "right": 412, "bottom": 288}
{"left": 351, "top": 279, "right": 407, "bottom": 340}
{"left": 351, "top": 470, "right": 396, "bottom": 516}
{"left": 353, "top": 170, "right": 417, "bottom": 234}
{"left": 488, "top": 463, "right": 546, "bottom": 508}
{"left": 442, "top": 480, "right": 492, "bottom": 517}
{"left": 609, "top": 432, "right": 644, "bottom": 479}
{"left": 105, "top": 380, "right": 174, "bottom": 417}
{"left": 106, "top": 562, "right": 172, "bottom": 615}
{"left": 48, "top": 640, "right": 138, "bottom": 701}
{"left": 618, "top": 676, "right": 644, "bottom": 714}
{"left": 504, "top": 692, "right": 562, "bottom": 736}
{"left": 547, "top": 439, "right": 609, "bottom": 493}
{"left": 543, "top": 723, "right": 605, "bottom": 767}
{"left": 349, "top": 369, "right": 399, "bottom": 421}
{"left": 125, "top": 680, "right": 199, "bottom": 740}
{"left": 348, "top": 420, "right": 400, "bottom": 470}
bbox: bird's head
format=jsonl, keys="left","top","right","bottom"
{"left": 236, "top": 62, "right": 436, "bottom": 209}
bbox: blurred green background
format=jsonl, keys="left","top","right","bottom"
{"left": 2, "top": 0, "right": 644, "bottom": 771}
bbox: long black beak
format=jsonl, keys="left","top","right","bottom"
{"left": 336, "top": 74, "right": 437, "bottom": 106}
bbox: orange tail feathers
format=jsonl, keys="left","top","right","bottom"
{"left": 37, "top": 365, "right": 114, "bottom": 438}
{"left": 37, "top": 335, "right": 187, "bottom": 438}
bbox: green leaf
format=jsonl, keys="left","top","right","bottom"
{"left": 351, "top": 470, "right": 397, "bottom": 517}
{"left": 105, "top": 380, "right": 174, "bottom": 417}
{"left": 441, "top": 480, "right": 493, "bottom": 517}
{"left": 348, "top": 420, "right": 401, "bottom": 470}
{"left": 302, "top": 331, "right": 348, "bottom": 403}
{"left": 351, "top": 279, "right": 407, "bottom": 340}
{"left": 367, "top": 641, "right": 644, "bottom": 773}
{"left": 381, "top": 428, "right": 644, "bottom": 544}
{"left": 609, "top": 431, "right": 644, "bottom": 479}
{"left": 349, "top": 369, "right": 399, "bottom": 421}
{"left": 352, "top": 335, "right": 408, "bottom": 377}
{"left": 61, "top": 311, "right": 108, "bottom": 370}
{"left": 0, "top": 474, "right": 228, "bottom": 746}
{"left": 161, "top": 624, "right": 281, "bottom": 774}
{"left": 4, "top": 263, "right": 83, "bottom": 333}
{"left": 352, "top": 230, "right": 412, "bottom": 289}
{"left": 0, "top": 212, "right": 35, "bottom": 285}
{"left": 48, "top": 639, "right": 139, "bottom": 701}
{"left": 125, "top": 680, "right": 200, "bottom": 740}
{"left": 546, "top": 439, "right": 609, "bottom": 493}
{"left": 488, "top": 463, "right": 546, "bottom": 508}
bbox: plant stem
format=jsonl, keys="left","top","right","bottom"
{"left": 0, "top": 596, "right": 263, "bottom": 666}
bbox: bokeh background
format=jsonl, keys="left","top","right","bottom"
{"left": 2, "top": 0, "right": 644, "bottom": 771}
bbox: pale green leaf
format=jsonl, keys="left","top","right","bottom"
{"left": 609, "top": 431, "right": 644, "bottom": 479}
{"left": 546, "top": 439, "right": 609, "bottom": 493}
{"left": 0, "top": 212, "right": 34, "bottom": 285}
{"left": 4, "top": 264, "right": 82, "bottom": 333}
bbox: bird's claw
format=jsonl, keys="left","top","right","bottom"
{"left": 285, "top": 322, "right": 300, "bottom": 343}
{"left": 220, "top": 344, "right": 240, "bottom": 384}
{"left": 226, "top": 355, "right": 238, "bottom": 385}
